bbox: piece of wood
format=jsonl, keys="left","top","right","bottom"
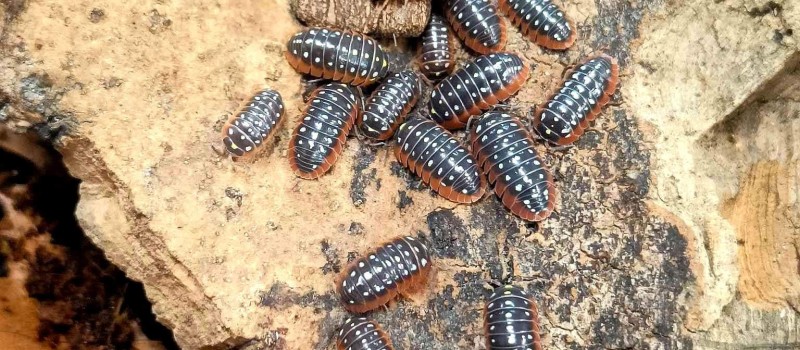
{"left": 290, "top": 0, "right": 430, "bottom": 38}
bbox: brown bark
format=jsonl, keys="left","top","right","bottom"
{"left": 290, "top": 0, "right": 430, "bottom": 38}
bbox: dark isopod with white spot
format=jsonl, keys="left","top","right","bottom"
{"left": 444, "top": 0, "right": 507, "bottom": 54}
{"left": 395, "top": 117, "right": 486, "bottom": 203}
{"left": 430, "top": 52, "right": 530, "bottom": 130}
{"left": 498, "top": 0, "right": 576, "bottom": 50}
{"left": 220, "top": 89, "right": 284, "bottom": 161}
{"left": 288, "top": 83, "right": 362, "bottom": 179}
{"left": 485, "top": 285, "right": 542, "bottom": 350}
{"left": 358, "top": 70, "right": 422, "bottom": 141}
{"left": 533, "top": 54, "right": 619, "bottom": 145}
{"left": 336, "top": 235, "right": 432, "bottom": 313}
{"left": 336, "top": 317, "right": 394, "bottom": 350}
{"left": 418, "top": 14, "right": 456, "bottom": 81}
{"left": 471, "top": 112, "right": 555, "bottom": 221}
{"left": 285, "top": 28, "right": 390, "bottom": 86}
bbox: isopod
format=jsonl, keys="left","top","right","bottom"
{"left": 444, "top": 0, "right": 507, "bottom": 54}
{"left": 220, "top": 89, "right": 284, "bottom": 160}
{"left": 285, "top": 28, "right": 390, "bottom": 86}
{"left": 337, "top": 317, "right": 394, "bottom": 350}
{"left": 485, "top": 285, "right": 542, "bottom": 350}
{"left": 395, "top": 117, "right": 485, "bottom": 203}
{"left": 418, "top": 14, "right": 456, "bottom": 81}
{"left": 336, "top": 235, "right": 432, "bottom": 313}
{"left": 470, "top": 112, "right": 555, "bottom": 221}
{"left": 430, "top": 53, "right": 529, "bottom": 130}
{"left": 533, "top": 54, "right": 619, "bottom": 145}
{"left": 288, "top": 83, "right": 362, "bottom": 179}
{"left": 498, "top": 0, "right": 576, "bottom": 50}
{"left": 358, "top": 70, "right": 422, "bottom": 141}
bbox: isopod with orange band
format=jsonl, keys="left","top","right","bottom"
{"left": 285, "top": 27, "right": 390, "bottom": 87}
{"left": 336, "top": 317, "right": 394, "bottom": 350}
{"left": 219, "top": 88, "right": 284, "bottom": 161}
{"left": 470, "top": 112, "right": 556, "bottom": 222}
{"left": 394, "top": 117, "right": 486, "bottom": 204}
{"left": 288, "top": 83, "right": 362, "bottom": 179}
{"left": 429, "top": 52, "right": 530, "bottom": 130}
{"left": 336, "top": 235, "right": 432, "bottom": 314}
{"left": 533, "top": 53, "right": 620, "bottom": 145}
{"left": 498, "top": 0, "right": 577, "bottom": 50}
{"left": 444, "top": 0, "right": 507, "bottom": 54}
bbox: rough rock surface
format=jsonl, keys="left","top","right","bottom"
{"left": 0, "top": 0, "right": 798, "bottom": 349}
{"left": 291, "top": 0, "right": 430, "bottom": 38}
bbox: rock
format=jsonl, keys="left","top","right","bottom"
{"left": 290, "top": 0, "right": 430, "bottom": 38}
{"left": 0, "top": 0, "right": 798, "bottom": 349}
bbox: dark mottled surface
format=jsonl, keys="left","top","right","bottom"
{"left": 397, "top": 190, "right": 413, "bottom": 210}
{"left": 349, "top": 146, "right": 378, "bottom": 207}
{"left": 292, "top": 1, "right": 694, "bottom": 348}
{"left": 319, "top": 239, "right": 341, "bottom": 275}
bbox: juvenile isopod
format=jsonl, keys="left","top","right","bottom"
{"left": 219, "top": 89, "right": 284, "bottom": 161}
{"left": 533, "top": 54, "right": 619, "bottom": 145}
{"left": 418, "top": 14, "right": 456, "bottom": 81}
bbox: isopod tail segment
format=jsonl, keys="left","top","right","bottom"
{"left": 335, "top": 235, "right": 433, "bottom": 314}
{"left": 498, "top": 0, "right": 577, "bottom": 50}
{"left": 394, "top": 117, "right": 486, "bottom": 204}
{"left": 288, "top": 83, "right": 363, "bottom": 179}
{"left": 336, "top": 317, "right": 394, "bottom": 350}
{"left": 219, "top": 88, "right": 285, "bottom": 162}
{"left": 470, "top": 112, "right": 556, "bottom": 222}
{"left": 484, "top": 284, "right": 543, "bottom": 350}
{"left": 429, "top": 52, "right": 531, "bottom": 130}
{"left": 532, "top": 53, "right": 619, "bottom": 145}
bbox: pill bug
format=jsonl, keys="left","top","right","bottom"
{"left": 418, "top": 14, "right": 456, "bottom": 81}
{"left": 470, "top": 112, "right": 555, "bottom": 221}
{"left": 395, "top": 117, "right": 486, "bottom": 203}
{"left": 498, "top": 0, "right": 576, "bottom": 50}
{"left": 533, "top": 54, "right": 619, "bottom": 145}
{"left": 444, "top": 0, "right": 507, "bottom": 54}
{"left": 288, "top": 83, "right": 362, "bottom": 179}
{"left": 485, "top": 285, "right": 542, "bottom": 350}
{"left": 358, "top": 70, "right": 422, "bottom": 141}
{"left": 430, "top": 53, "right": 529, "bottom": 130}
{"left": 220, "top": 89, "right": 284, "bottom": 160}
{"left": 336, "top": 235, "right": 432, "bottom": 313}
{"left": 285, "top": 28, "right": 390, "bottom": 86}
{"left": 336, "top": 317, "right": 394, "bottom": 350}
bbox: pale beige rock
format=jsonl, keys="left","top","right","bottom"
{"left": 626, "top": 0, "right": 800, "bottom": 338}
